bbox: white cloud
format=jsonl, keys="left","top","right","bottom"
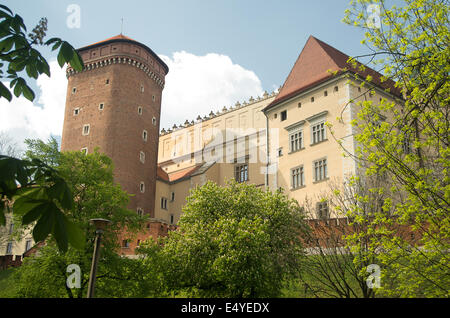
{"left": 0, "top": 60, "right": 67, "bottom": 152}
{"left": 159, "top": 51, "right": 264, "bottom": 130}
{"left": 0, "top": 52, "right": 264, "bottom": 152}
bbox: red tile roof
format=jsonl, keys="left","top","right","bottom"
{"left": 89, "top": 34, "right": 136, "bottom": 46}
{"left": 157, "top": 165, "right": 201, "bottom": 183}
{"left": 77, "top": 34, "right": 169, "bottom": 74}
{"left": 264, "top": 36, "right": 401, "bottom": 112}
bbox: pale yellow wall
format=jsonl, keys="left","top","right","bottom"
{"left": 265, "top": 76, "right": 400, "bottom": 218}
{"left": 0, "top": 215, "right": 34, "bottom": 257}
{"left": 158, "top": 92, "right": 275, "bottom": 174}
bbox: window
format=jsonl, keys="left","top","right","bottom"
{"left": 81, "top": 147, "right": 88, "bottom": 155}
{"left": 137, "top": 208, "right": 144, "bottom": 216}
{"left": 161, "top": 197, "right": 168, "bottom": 210}
{"left": 311, "top": 122, "right": 326, "bottom": 144}
{"left": 72, "top": 87, "right": 77, "bottom": 94}
{"left": 137, "top": 239, "right": 141, "bottom": 246}
{"left": 140, "top": 151, "right": 145, "bottom": 163}
{"left": 122, "top": 240, "right": 130, "bottom": 248}
{"left": 6, "top": 242, "right": 12, "bottom": 254}
{"left": 105, "top": 79, "right": 110, "bottom": 85}
{"left": 25, "top": 240, "right": 32, "bottom": 252}
{"left": 138, "top": 106, "right": 143, "bottom": 115}
{"left": 274, "top": 113, "right": 278, "bottom": 119}
{"left": 277, "top": 148, "right": 283, "bottom": 157}
{"left": 143, "top": 130, "right": 148, "bottom": 141}
{"left": 402, "top": 135, "right": 412, "bottom": 154}
{"left": 152, "top": 95, "right": 156, "bottom": 102}
{"left": 313, "top": 158, "right": 328, "bottom": 182}
{"left": 170, "top": 214, "right": 174, "bottom": 225}
{"left": 316, "top": 201, "right": 329, "bottom": 219}
{"left": 235, "top": 164, "right": 249, "bottom": 183}
{"left": 280, "top": 110, "right": 287, "bottom": 121}
{"left": 291, "top": 166, "right": 304, "bottom": 189}
{"left": 139, "top": 182, "right": 145, "bottom": 193}
{"left": 289, "top": 130, "right": 303, "bottom": 152}
{"left": 298, "top": 102, "right": 302, "bottom": 108}
{"left": 73, "top": 108, "right": 79, "bottom": 115}
{"left": 170, "top": 192, "right": 175, "bottom": 202}
{"left": 8, "top": 223, "right": 14, "bottom": 235}
{"left": 311, "top": 97, "right": 315, "bottom": 102}
{"left": 99, "top": 103, "right": 104, "bottom": 110}
{"left": 334, "top": 86, "right": 339, "bottom": 92}
{"left": 152, "top": 117, "right": 157, "bottom": 126}
{"left": 82, "top": 124, "right": 90, "bottom": 136}
{"left": 324, "top": 90, "right": 328, "bottom": 97}
{"left": 140, "top": 85, "right": 144, "bottom": 93}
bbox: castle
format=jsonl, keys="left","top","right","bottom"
{"left": 1, "top": 34, "right": 402, "bottom": 259}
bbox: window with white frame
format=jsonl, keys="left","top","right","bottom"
{"left": 139, "top": 151, "right": 145, "bottom": 163}
{"left": 73, "top": 108, "right": 80, "bottom": 115}
{"left": 161, "top": 197, "right": 168, "bottom": 210}
{"left": 311, "top": 121, "right": 326, "bottom": 144}
{"left": 138, "top": 106, "right": 143, "bottom": 115}
{"left": 143, "top": 130, "right": 148, "bottom": 141}
{"left": 81, "top": 147, "right": 88, "bottom": 155}
{"left": 25, "top": 239, "right": 32, "bottom": 252}
{"left": 137, "top": 208, "right": 144, "bottom": 216}
{"left": 291, "top": 166, "right": 304, "bottom": 189}
{"left": 316, "top": 201, "right": 329, "bottom": 219}
{"left": 289, "top": 129, "right": 303, "bottom": 152}
{"left": 313, "top": 158, "right": 328, "bottom": 182}
{"left": 152, "top": 117, "right": 157, "bottom": 126}
{"left": 99, "top": 103, "right": 104, "bottom": 110}
{"left": 82, "top": 124, "right": 90, "bottom": 136}
{"left": 6, "top": 242, "right": 12, "bottom": 254}
{"left": 139, "top": 182, "right": 145, "bottom": 193}
{"left": 235, "top": 164, "right": 249, "bottom": 183}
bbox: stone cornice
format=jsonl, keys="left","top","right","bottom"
{"left": 66, "top": 55, "right": 165, "bottom": 89}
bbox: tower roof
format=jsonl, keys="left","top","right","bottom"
{"left": 264, "top": 36, "right": 400, "bottom": 112}
{"left": 77, "top": 34, "right": 169, "bottom": 74}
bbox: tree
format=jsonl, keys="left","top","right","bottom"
{"left": 0, "top": 131, "right": 21, "bottom": 157}
{"left": 0, "top": 4, "right": 84, "bottom": 252}
{"left": 292, "top": 176, "right": 390, "bottom": 298}
{"left": 341, "top": 0, "right": 449, "bottom": 297}
{"left": 11, "top": 140, "right": 150, "bottom": 298}
{"left": 139, "top": 181, "right": 309, "bottom": 298}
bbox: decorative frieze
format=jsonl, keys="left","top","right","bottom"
{"left": 66, "top": 56, "right": 165, "bottom": 89}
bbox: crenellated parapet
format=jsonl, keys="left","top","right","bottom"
{"left": 66, "top": 55, "right": 165, "bottom": 88}
{"left": 159, "top": 88, "right": 280, "bottom": 136}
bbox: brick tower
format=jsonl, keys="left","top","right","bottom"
{"left": 61, "top": 34, "right": 169, "bottom": 218}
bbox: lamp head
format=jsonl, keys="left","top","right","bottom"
{"left": 90, "top": 218, "right": 111, "bottom": 232}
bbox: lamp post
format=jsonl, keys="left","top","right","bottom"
{"left": 87, "top": 218, "right": 111, "bottom": 298}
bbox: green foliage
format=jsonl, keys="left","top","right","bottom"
{"left": 0, "top": 4, "right": 85, "bottom": 252}
{"left": 0, "top": 4, "right": 83, "bottom": 102}
{"left": 343, "top": 0, "right": 449, "bottom": 297}
{"left": 10, "top": 141, "right": 150, "bottom": 298}
{"left": 0, "top": 154, "right": 84, "bottom": 252}
{"left": 139, "top": 181, "right": 308, "bottom": 298}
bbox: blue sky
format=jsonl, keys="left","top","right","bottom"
{"left": 0, "top": 0, "right": 388, "bottom": 152}
{"left": 3, "top": 0, "right": 370, "bottom": 91}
